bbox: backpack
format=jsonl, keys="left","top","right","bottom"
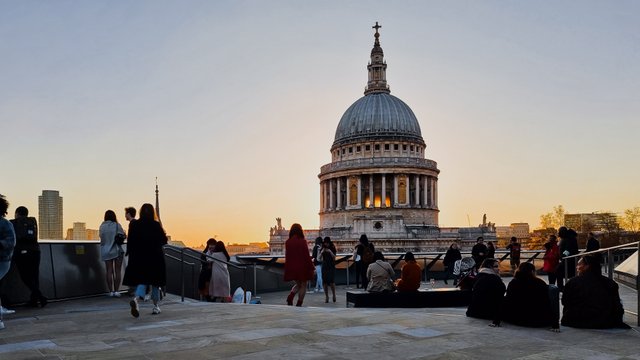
{"left": 361, "top": 244, "right": 374, "bottom": 264}
{"left": 12, "top": 217, "right": 37, "bottom": 242}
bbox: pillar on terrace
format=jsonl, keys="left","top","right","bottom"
{"left": 357, "top": 176, "right": 362, "bottom": 208}
{"left": 393, "top": 174, "right": 398, "bottom": 207}
{"left": 414, "top": 174, "right": 420, "bottom": 207}
{"left": 336, "top": 177, "right": 342, "bottom": 210}
{"left": 381, "top": 174, "right": 387, "bottom": 208}
{"left": 369, "top": 175, "right": 374, "bottom": 208}
{"left": 329, "top": 179, "right": 334, "bottom": 210}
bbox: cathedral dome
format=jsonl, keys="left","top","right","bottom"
{"left": 332, "top": 92, "right": 424, "bottom": 148}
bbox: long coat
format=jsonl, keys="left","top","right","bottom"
{"left": 284, "top": 235, "right": 314, "bottom": 282}
{"left": 561, "top": 272, "right": 628, "bottom": 329}
{"left": 502, "top": 276, "right": 556, "bottom": 327}
{"left": 122, "top": 219, "right": 167, "bottom": 287}
{"left": 466, "top": 270, "right": 505, "bottom": 321}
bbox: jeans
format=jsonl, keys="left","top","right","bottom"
{"left": 314, "top": 265, "right": 323, "bottom": 290}
{"left": 135, "top": 284, "right": 160, "bottom": 302}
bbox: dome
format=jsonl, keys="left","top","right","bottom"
{"left": 332, "top": 93, "right": 424, "bottom": 148}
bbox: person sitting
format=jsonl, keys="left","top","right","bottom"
{"left": 396, "top": 252, "right": 421, "bottom": 292}
{"left": 500, "top": 262, "right": 559, "bottom": 330}
{"left": 466, "top": 258, "right": 505, "bottom": 324}
{"left": 366, "top": 251, "right": 395, "bottom": 293}
{"left": 561, "top": 255, "right": 630, "bottom": 329}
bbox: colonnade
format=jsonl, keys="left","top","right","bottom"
{"left": 320, "top": 173, "right": 437, "bottom": 212}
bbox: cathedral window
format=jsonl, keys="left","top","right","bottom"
{"left": 356, "top": 146, "right": 361, "bottom": 152}
{"left": 349, "top": 147, "right": 353, "bottom": 153}
{"left": 384, "top": 144, "right": 390, "bottom": 151}
{"left": 375, "top": 144, "right": 380, "bottom": 151}
{"left": 410, "top": 145, "right": 414, "bottom": 152}
{"left": 403, "top": 145, "right": 407, "bottom": 151}
{"left": 365, "top": 145, "right": 370, "bottom": 151}
{"left": 394, "top": 144, "right": 399, "bottom": 150}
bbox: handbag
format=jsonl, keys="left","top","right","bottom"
{"left": 114, "top": 223, "right": 126, "bottom": 245}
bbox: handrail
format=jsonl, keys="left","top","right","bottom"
{"left": 163, "top": 244, "right": 255, "bottom": 302}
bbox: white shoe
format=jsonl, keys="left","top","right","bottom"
{"left": 152, "top": 305, "right": 161, "bottom": 315}
{"left": 144, "top": 294, "right": 151, "bottom": 302}
{"left": 0, "top": 306, "right": 15, "bottom": 315}
{"left": 112, "top": 292, "right": 121, "bottom": 298}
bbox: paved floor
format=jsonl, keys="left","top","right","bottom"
{"left": 1, "top": 280, "right": 639, "bottom": 359}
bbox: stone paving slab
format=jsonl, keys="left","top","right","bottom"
{"left": 0, "top": 281, "right": 638, "bottom": 359}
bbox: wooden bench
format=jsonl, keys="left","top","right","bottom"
{"left": 346, "top": 288, "right": 472, "bottom": 308}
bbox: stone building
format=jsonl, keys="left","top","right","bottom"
{"left": 269, "top": 24, "right": 495, "bottom": 254}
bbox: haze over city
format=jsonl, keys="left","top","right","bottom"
{"left": 1, "top": 1, "right": 638, "bottom": 247}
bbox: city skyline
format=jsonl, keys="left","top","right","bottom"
{"left": 1, "top": 2, "right": 638, "bottom": 247}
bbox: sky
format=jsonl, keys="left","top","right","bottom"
{"left": 1, "top": 1, "right": 638, "bottom": 247}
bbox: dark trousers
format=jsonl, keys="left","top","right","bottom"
{"left": 547, "top": 271, "right": 558, "bottom": 286}
{"left": 14, "top": 251, "right": 43, "bottom": 300}
{"left": 355, "top": 261, "right": 369, "bottom": 289}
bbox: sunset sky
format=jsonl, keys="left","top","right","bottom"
{"left": 1, "top": 1, "right": 638, "bottom": 247}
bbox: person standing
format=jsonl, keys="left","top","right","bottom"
{"left": 486, "top": 241, "right": 496, "bottom": 259}
{"left": 198, "top": 238, "right": 216, "bottom": 301}
{"left": 284, "top": 223, "right": 314, "bottom": 306}
{"left": 209, "top": 241, "right": 231, "bottom": 302}
{"left": 123, "top": 203, "right": 167, "bottom": 317}
{"left": 506, "top": 237, "right": 521, "bottom": 274}
{"left": 586, "top": 232, "right": 602, "bottom": 262}
{"left": 318, "top": 237, "right": 336, "bottom": 303}
{"left": 10, "top": 206, "right": 47, "bottom": 307}
{"left": 353, "top": 234, "right": 375, "bottom": 289}
{"left": 543, "top": 235, "right": 560, "bottom": 286}
{"left": 443, "top": 243, "right": 462, "bottom": 285}
{"left": 311, "top": 237, "right": 324, "bottom": 293}
{"left": 0, "top": 194, "right": 16, "bottom": 330}
{"left": 557, "top": 227, "right": 579, "bottom": 289}
{"left": 471, "top": 237, "right": 488, "bottom": 270}
{"left": 99, "top": 210, "right": 126, "bottom": 297}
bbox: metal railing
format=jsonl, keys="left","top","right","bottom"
{"left": 164, "top": 245, "right": 256, "bottom": 302}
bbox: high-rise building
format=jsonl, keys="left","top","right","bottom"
{"left": 39, "top": 190, "right": 63, "bottom": 239}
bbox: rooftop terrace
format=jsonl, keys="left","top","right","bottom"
{"left": 2, "top": 279, "right": 639, "bottom": 359}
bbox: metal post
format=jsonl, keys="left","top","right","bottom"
{"left": 607, "top": 249, "right": 614, "bottom": 280}
{"left": 345, "top": 258, "right": 351, "bottom": 289}
{"left": 253, "top": 263, "right": 257, "bottom": 297}
{"left": 423, "top": 257, "right": 427, "bottom": 283}
{"left": 180, "top": 248, "right": 185, "bottom": 302}
{"left": 637, "top": 241, "right": 639, "bottom": 326}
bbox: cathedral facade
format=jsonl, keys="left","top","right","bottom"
{"left": 269, "top": 24, "right": 495, "bottom": 254}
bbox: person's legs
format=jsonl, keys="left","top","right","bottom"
{"left": 0, "top": 261, "right": 9, "bottom": 327}
{"left": 295, "top": 280, "right": 307, "bottom": 306}
{"left": 360, "top": 265, "right": 369, "bottom": 290}
{"left": 548, "top": 272, "right": 557, "bottom": 286}
{"left": 113, "top": 256, "right": 123, "bottom": 295}
{"left": 548, "top": 285, "right": 560, "bottom": 329}
{"left": 331, "top": 283, "right": 336, "bottom": 302}
{"left": 286, "top": 283, "right": 298, "bottom": 305}
{"left": 315, "top": 265, "right": 323, "bottom": 291}
{"left": 354, "top": 262, "right": 361, "bottom": 288}
{"left": 324, "top": 284, "right": 329, "bottom": 303}
{"left": 151, "top": 286, "right": 161, "bottom": 314}
{"left": 105, "top": 260, "right": 115, "bottom": 293}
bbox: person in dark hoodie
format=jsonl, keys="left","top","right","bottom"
{"left": 11, "top": 206, "right": 47, "bottom": 307}
{"left": 466, "top": 258, "right": 505, "bottom": 325}
{"left": 557, "top": 227, "right": 579, "bottom": 289}
{"left": 561, "top": 255, "right": 629, "bottom": 329}
{"left": 500, "top": 262, "right": 559, "bottom": 331}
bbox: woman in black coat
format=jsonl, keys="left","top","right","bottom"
{"left": 500, "top": 262, "right": 559, "bottom": 330}
{"left": 466, "top": 258, "right": 505, "bottom": 324}
{"left": 123, "top": 203, "right": 167, "bottom": 317}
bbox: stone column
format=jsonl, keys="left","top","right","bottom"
{"left": 426, "top": 177, "right": 432, "bottom": 208}
{"left": 434, "top": 178, "right": 438, "bottom": 209}
{"left": 414, "top": 174, "right": 420, "bottom": 207}
{"left": 381, "top": 174, "right": 387, "bottom": 208}
{"left": 336, "top": 177, "right": 342, "bottom": 210}
{"left": 430, "top": 177, "right": 435, "bottom": 208}
{"left": 369, "top": 175, "right": 374, "bottom": 208}
{"left": 423, "top": 176, "right": 428, "bottom": 208}
{"left": 329, "top": 179, "right": 334, "bottom": 210}
{"left": 320, "top": 181, "right": 325, "bottom": 212}
{"left": 346, "top": 178, "right": 351, "bottom": 209}
{"left": 405, "top": 174, "right": 410, "bottom": 207}
{"left": 393, "top": 174, "right": 398, "bottom": 207}
{"left": 357, "top": 176, "right": 362, "bottom": 208}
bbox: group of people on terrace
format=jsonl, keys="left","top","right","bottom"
{"left": 281, "top": 222, "right": 630, "bottom": 330}
{"left": 197, "top": 238, "right": 231, "bottom": 302}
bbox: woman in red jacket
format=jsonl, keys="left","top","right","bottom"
{"left": 284, "top": 223, "right": 315, "bottom": 306}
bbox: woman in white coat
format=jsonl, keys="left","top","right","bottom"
{"left": 99, "top": 210, "right": 125, "bottom": 297}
